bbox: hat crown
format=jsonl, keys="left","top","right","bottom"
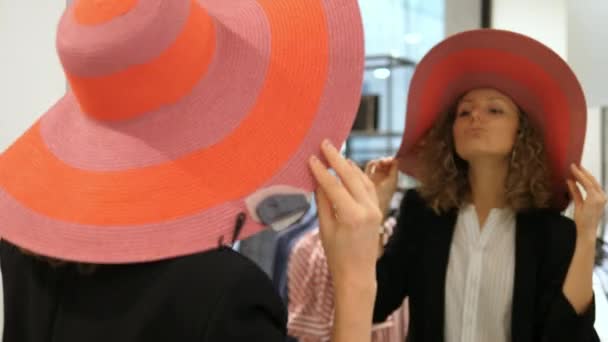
{"left": 56, "top": 0, "right": 214, "bottom": 121}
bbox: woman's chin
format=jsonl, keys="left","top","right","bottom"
{"left": 458, "top": 150, "right": 510, "bottom": 164}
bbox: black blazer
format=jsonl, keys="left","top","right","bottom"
{"left": 373, "top": 190, "right": 599, "bottom": 342}
{"left": 0, "top": 241, "right": 287, "bottom": 342}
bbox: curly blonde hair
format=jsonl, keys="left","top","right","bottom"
{"left": 415, "top": 102, "right": 553, "bottom": 214}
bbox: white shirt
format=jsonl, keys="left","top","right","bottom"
{"left": 445, "top": 204, "right": 516, "bottom": 342}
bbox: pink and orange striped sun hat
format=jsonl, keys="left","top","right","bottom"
{"left": 397, "top": 29, "right": 587, "bottom": 211}
{"left": 0, "top": 0, "right": 364, "bottom": 263}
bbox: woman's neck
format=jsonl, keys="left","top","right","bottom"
{"left": 467, "top": 158, "right": 509, "bottom": 227}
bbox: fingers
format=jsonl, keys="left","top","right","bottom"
{"left": 388, "top": 158, "right": 399, "bottom": 178}
{"left": 320, "top": 140, "right": 369, "bottom": 202}
{"left": 380, "top": 157, "right": 395, "bottom": 164}
{"left": 309, "top": 155, "right": 356, "bottom": 215}
{"left": 576, "top": 164, "right": 603, "bottom": 190}
{"left": 314, "top": 187, "right": 334, "bottom": 241}
{"left": 570, "top": 164, "right": 595, "bottom": 193}
{"left": 380, "top": 158, "right": 397, "bottom": 172}
{"left": 567, "top": 179, "right": 583, "bottom": 207}
{"left": 364, "top": 160, "right": 378, "bottom": 175}
{"left": 365, "top": 157, "right": 395, "bottom": 176}
{"left": 571, "top": 164, "right": 608, "bottom": 205}
{"left": 349, "top": 160, "right": 376, "bottom": 197}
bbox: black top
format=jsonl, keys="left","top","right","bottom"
{"left": 373, "top": 190, "right": 599, "bottom": 342}
{"left": 0, "top": 242, "right": 286, "bottom": 342}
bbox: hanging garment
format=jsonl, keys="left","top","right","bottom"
{"left": 287, "top": 218, "right": 409, "bottom": 342}
{"left": 271, "top": 201, "right": 319, "bottom": 304}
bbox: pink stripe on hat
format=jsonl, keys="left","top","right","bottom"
{"left": 58, "top": 0, "right": 189, "bottom": 77}
{"left": 43, "top": 0, "right": 271, "bottom": 170}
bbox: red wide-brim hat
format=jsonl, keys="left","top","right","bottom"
{"left": 397, "top": 29, "right": 586, "bottom": 211}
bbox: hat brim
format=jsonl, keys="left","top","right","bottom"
{"left": 0, "top": 0, "right": 364, "bottom": 263}
{"left": 397, "top": 29, "right": 586, "bottom": 211}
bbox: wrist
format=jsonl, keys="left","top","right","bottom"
{"left": 334, "top": 273, "right": 377, "bottom": 293}
{"left": 379, "top": 203, "right": 390, "bottom": 220}
{"left": 574, "top": 234, "right": 597, "bottom": 265}
{"left": 576, "top": 229, "right": 597, "bottom": 246}
{"left": 334, "top": 278, "right": 377, "bottom": 303}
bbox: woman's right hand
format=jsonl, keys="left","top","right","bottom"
{"left": 364, "top": 157, "right": 399, "bottom": 218}
{"left": 308, "top": 140, "right": 383, "bottom": 288}
{"left": 308, "top": 139, "right": 382, "bottom": 342}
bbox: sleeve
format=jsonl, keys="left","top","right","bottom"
{"left": 538, "top": 215, "right": 600, "bottom": 342}
{"left": 373, "top": 189, "right": 420, "bottom": 323}
{"left": 287, "top": 229, "right": 335, "bottom": 341}
{"left": 203, "top": 255, "right": 287, "bottom": 342}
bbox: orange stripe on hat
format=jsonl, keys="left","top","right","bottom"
{"left": 68, "top": 0, "right": 215, "bottom": 121}
{"left": 74, "top": 0, "right": 139, "bottom": 26}
{"left": 0, "top": 0, "right": 329, "bottom": 226}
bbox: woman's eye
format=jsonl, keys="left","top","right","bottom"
{"left": 489, "top": 108, "right": 503, "bottom": 114}
{"left": 458, "top": 111, "right": 470, "bottom": 117}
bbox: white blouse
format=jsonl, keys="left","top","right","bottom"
{"left": 445, "top": 204, "right": 516, "bottom": 342}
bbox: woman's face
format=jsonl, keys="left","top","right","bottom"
{"left": 452, "top": 88, "right": 520, "bottom": 163}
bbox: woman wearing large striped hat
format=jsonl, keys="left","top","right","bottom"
{"left": 0, "top": 0, "right": 365, "bottom": 340}
{"left": 312, "top": 29, "right": 604, "bottom": 341}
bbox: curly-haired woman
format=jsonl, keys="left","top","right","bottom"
{"left": 309, "top": 30, "right": 605, "bottom": 342}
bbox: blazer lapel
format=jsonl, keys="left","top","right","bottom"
{"left": 511, "top": 212, "right": 538, "bottom": 342}
{"left": 423, "top": 209, "right": 457, "bottom": 341}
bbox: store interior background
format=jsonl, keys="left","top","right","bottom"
{"left": 0, "top": 0, "right": 607, "bottom": 339}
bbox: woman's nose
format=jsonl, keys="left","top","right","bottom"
{"left": 470, "top": 108, "right": 481, "bottom": 122}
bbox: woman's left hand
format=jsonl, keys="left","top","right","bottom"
{"left": 566, "top": 164, "right": 607, "bottom": 241}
